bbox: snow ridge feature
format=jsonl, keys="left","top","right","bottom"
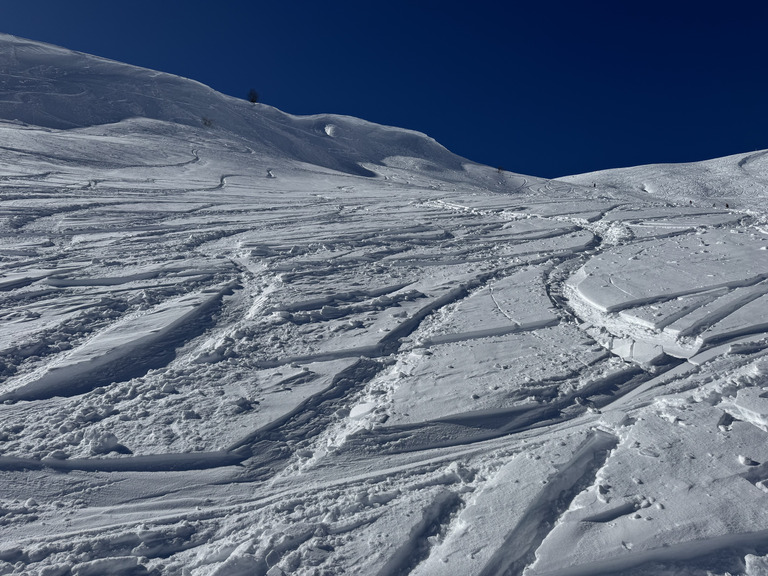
{"left": 0, "top": 32, "right": 468, "bottom": 178}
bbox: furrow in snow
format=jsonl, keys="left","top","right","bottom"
{"left": 376, "top": 490, "right": 463, "bottom": 576}
{"left": 0, "top": 282, "right": 237, "bottom": 402}
{"left": 478, "top": 430, "right": 619, "bottom": 576}
{"left": 228, "top": 358, "right": 383, "bottom": 468}
{"left": 336, "top": 364, "right": 647, "bottom": 459}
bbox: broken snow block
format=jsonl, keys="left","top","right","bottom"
{"left": 720, "top": 387, "right": 768, "bottom": 433}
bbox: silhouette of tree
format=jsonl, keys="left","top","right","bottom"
{"left": 248, "top": 89, "right": 259, "bottom": 103}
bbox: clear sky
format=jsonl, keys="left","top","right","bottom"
{"left": 3, "top": 1, "right": 767, "bottom": 178}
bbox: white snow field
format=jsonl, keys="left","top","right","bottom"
{"left": 1, "top": 32, "right": 768, "bottom": 576}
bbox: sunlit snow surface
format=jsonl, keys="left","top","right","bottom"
{"left": 2, "top": 34, "right": 768, "bottom": 576}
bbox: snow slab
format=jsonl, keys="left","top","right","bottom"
{"left": 0, "top": 32, "right": 768, "bottom": 576}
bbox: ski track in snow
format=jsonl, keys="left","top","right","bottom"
{"left": 2, "top": 33, "right": 768, "bottom": 576}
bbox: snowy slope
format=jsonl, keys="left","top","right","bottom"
{"left": 559, "top": 151, "right": 768, "bottom": 211}
{"left": 1, "top": 33, "right": 768, "bottom": 576}
{"left": 0, "top": 32, "right": 470, "bottom": 178}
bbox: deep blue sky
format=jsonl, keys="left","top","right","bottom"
{"left": 4, "top": 1, "right": 767, "bottom": 178}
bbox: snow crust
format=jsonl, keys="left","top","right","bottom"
{"left": 1, "top": 32, "right": 768, "bottom": 576}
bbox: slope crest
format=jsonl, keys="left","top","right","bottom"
{"left": 0, "top": 33, "right": 466, "bottom": 176}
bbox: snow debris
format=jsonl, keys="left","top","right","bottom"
{"left": 0, "top": 31, "right": 768, "bottom": 576}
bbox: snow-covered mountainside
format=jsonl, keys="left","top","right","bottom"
{"left": 1, "top": 32, "right": 768, "bottom": 576}
{"left": 560, "top": 152, "right": 768, "bottom": 212}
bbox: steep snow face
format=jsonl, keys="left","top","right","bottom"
{"left": 0, "top": 32, "right": 468, "bottom": 177}
{"left": 2, "top": 34, "right": 768, "bottom": 576}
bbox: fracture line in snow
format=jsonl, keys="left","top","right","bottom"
{"left": 0, "top": 281, "right": 238, "bottom": 402}
{"left": 488, "top": 283, "right": 516, "bottom": 322}
{"left": 478, "top": 430, "right": 619, "bottom": 576}
{"left": 531, "top": 530, "right": 768, "bottom": 576}
{"left": 269, "top": 282, "right": 413, "bottom": 313}
{"left": 0, "top": 270, "right": 514, "bottom": 476}
{"left": 420, "top": 320, "right": 560, "bottom": 347}
{"left": 666, "top": 281, "right": 768, "bottom": 339}
{"left": 255, "top": 273, "right": 494, "bottom": 369}
{"left": 228, "top": 358, "right": 382, "bottom": 456}
{"left": 342, "top": 365, "right": 650, "bottom": 456}
{"left": 376, "top": 490, "right": 463, "bottom": 576}
{"left": 583, "top": 271, "right": 768, "bottom": 315}
{"left": 0, "top": 451, "right": 243, "bottom": 472}
{"left": 234, "top": 267, "right": 547, "bottom": 476}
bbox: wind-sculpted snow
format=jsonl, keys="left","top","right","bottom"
{"left": 0, "top": 33, "right": 467, "bottom": 178}
{"left": 1, "top": 34, "right": 768, "bottom": 576}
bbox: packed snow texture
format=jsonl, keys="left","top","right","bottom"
{"left": 1, "top": 32, "right": 768, "bottom": 576}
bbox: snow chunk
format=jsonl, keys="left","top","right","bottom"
{"left": 0, "top": 284, "right": 232, "bottom": 401}
{"left": 721, "top": 387, "right": 768, "bottom": 433}
{"left": 70, "top": 557, "right": 139, "bottom": 576}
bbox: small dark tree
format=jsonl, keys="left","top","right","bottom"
{"left": 248, "top": 89, "right": 259, "bottom": 103}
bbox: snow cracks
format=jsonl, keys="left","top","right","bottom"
{"left": 255, "top": 273, "right": 489, "bottom": 368}
{"left": 0, "top": 284, "right": 238, "bottom": 403}
{"left": 343, "top": 365, "right": 648, "bottom": 456}
{"left": 478, "top": 429, "right": 619, "bottom": 576}
{"left": 376, "top": 490, "right": 463, "bottom": 576}
{"left": 0, "top": 450, "right": 242, "bottom": 473}
{"left": 229, "top": 358, "right": 383, "bottom": 470}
